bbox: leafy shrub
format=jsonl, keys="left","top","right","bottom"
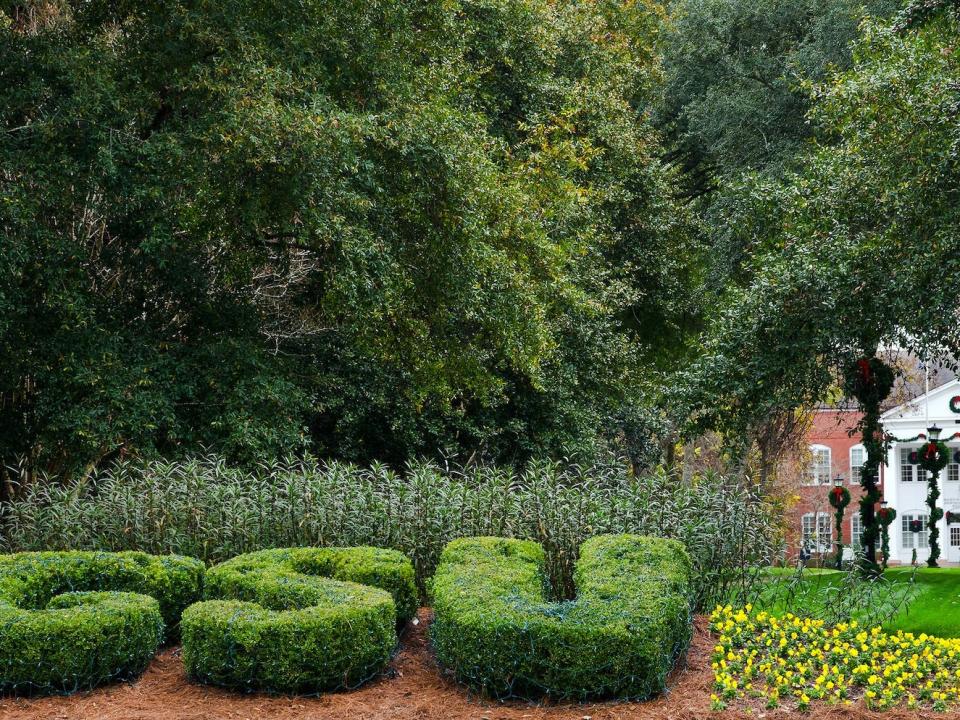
{"left": 181, "top": 546, "right": 416, "bottom": 693}
{"left": 0, "top": 551, "right": 204, "bottom": 694}
{"left": 430, "top": 534, "right": 693, "bottom": 700}
{"left": 0, "top": 456, "right": 780, "bottom": 610}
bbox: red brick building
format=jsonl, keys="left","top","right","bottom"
{"left": 786, "top": 408, "right": 883, "bottom": 561}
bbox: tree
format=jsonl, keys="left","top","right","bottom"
{"left": 656, "top": 0, "right": 900, "bottom": 198}
{"left": 677, "top": 2, "right": 960, "bottom": 441}
{"left": 0, "top": 0, "right": 696, "bottom": 485}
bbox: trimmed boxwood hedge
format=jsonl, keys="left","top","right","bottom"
{"left": 430, "top": 534, "right": 693, "bottom": 700}
{"left": 0, "top": 551, "right": 205, "bottom": 694}
{"left": 181, "top": 546, "right": 417, "bottom": 693}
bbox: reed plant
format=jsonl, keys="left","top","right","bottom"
{"left": 0, "top": 456, "right": 781, "bottom": 610}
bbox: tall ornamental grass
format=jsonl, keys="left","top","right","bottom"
{"left": 0, "top": 457, "right": 781, "bottom": 609}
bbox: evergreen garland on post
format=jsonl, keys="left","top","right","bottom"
{"left": 877, "top": 506, "right": 896, "bottom": 570}
{"left": 844, "top": 356, "right": 894, "bottom": 575}
{"left": 917, "top": 439, "right": 949, "bottom": 567}
{"left": 828, "top": 485, "right": 851, "bottom": 569}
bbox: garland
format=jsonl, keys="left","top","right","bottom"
{"left": 843, "top": 358, "right": 895, "bottom": 407}
{"left": 844, "top": 355, "right": 894, "bottom": 575}
{"left": 828, "top": 486, "right": 852, "bottom": 569}
{"left": 890, "top": 431, "right": 960, "bottom": 444}
{"left": 918, "top": 440, "right": 950, "bottom": 473}
{"left": 877, "top": 507, "right": 897, "bottom": 570}
{"left": 917, "top": 440, "right": 949, "bottom": 568}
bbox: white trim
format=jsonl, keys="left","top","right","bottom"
{"left": 849, "top": 444, "right": 865, "bottom": 484}
{"left": 806, "top": 444, "right": 832, "bottom": 486}
{"left": 881, "top": 378, "right": 960, "bottom": 421}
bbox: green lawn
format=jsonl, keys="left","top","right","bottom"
{"left": 746, "top": 567, "right": 960, "bottom": 638}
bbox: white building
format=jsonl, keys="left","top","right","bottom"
{"left": 882, "top": 378, "right": 960, "bottom": 565}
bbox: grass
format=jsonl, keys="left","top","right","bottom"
{"left": 748, "top": 566, "right": 960, "bottom": 637}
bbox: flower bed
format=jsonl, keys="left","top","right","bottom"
{"left": 711, "top": 605, "right": 960, "bottom": 711}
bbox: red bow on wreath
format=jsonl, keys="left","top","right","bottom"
{"left": 925, "top": 442, "right": 940, "bottom": 461}
{"left": 857, "top": 359, "right": 872, "bottom": 383}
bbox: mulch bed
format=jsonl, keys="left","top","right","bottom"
{"left": 0, "top": 611, "right": 953, "bottom": 720}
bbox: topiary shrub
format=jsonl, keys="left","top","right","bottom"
{"left": 430, "top": 534, "right": 693, "bottom": 700}
{"left": 0, "top": 550, "right": 205, "bottom": 694}
{"left": 181, "top": 546, "right": 417, "bottom": 693}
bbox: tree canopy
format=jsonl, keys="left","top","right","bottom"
{"left": 0, "top": 0, "right": 697, "bottom": 482}
{"left": 678, "top": 1, "right": 960, "bottom": 438}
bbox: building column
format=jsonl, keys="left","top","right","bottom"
{"left": 886, "top": 441, "right": 900, "bottom": 563}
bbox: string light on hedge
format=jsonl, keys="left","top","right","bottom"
{"left": 828, "top": 477, "right": 851, "bottom": 569}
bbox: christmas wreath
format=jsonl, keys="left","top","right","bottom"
{"left": 909, "top": 519, "right": 924, "bottom": 533}
{"left": 950, "top": 395, "right": 960, "bottom": 414}
{"left": 877, "top": 507, "right": 897, "bottom": 526}
{"left": 828, "top": 485, "right": 851, "bottom": 510}
{"left": 947, "top": 511, "right": 960, "bottom": 524}
{"left": 844, "top": 357, "right": 895, "bottom": 406}
{"left": 917, "top": 440, "right": 950, "bottom": 474}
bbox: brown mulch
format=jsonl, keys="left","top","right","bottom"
{"left": 0, "top": 611, "right": 955, "bottom": 720}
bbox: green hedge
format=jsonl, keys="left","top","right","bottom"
{"left": 430, "top": 534, "right": 693, "bottom": 700}
{"left": 0, "top": 551, "right": 205, "bottom": 694}
{"left": 181, "top": 546, "right": 417, "bottom": 693}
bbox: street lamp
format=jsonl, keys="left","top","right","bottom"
{"left": 929, "top": 424, "right": 942, "bottom": 441}
{"left": 834, "top": 475, "right": 844, "bottom": 487}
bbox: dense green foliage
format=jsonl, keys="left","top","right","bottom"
{"left": 0, "top": 0, "right": 698, "bottom": 484}
{"left": 0, "top": 550, "right": 204, "bottom": 694}
{"left": 677, "top": 2, "right": 960, "bottom": 438}
{"left": 430, "top": 534, "right": 692, "bottom": 699}
{"left": 182, "top": 547, "right": 415, "bottom": 693}
{"left": 0, "top": 456, "right": 781, "bottom": 608}
{"left": 657, "top": 0, "right": 898, "bottom": 196}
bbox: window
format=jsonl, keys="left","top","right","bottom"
{"left": 807, "top": 445, "right": 832, "bottom": 486}
{"left": 851, "top": 513, "right": 863, "bottom": 550}
{"left": 802, "top": 512, "right": 832, "bottom": 553}
{"left": 951, "top": 526, "right": 960, "bottom": 548}
{"left": 948, "top": 452, "right": 960, "bottom": 483}
{"left": 850, "top": 446, "right": 865, "bottom": 484}
{"left": 902, "top": 514, "right": 930, "bottom": 550}
{"left": 900, "top": 447, "right": 925, "bottom": 483}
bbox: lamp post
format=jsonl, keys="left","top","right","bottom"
{"left": 923, "top": 423, "right": 945, "bottom": 567}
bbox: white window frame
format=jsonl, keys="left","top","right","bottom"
{"left": 900, "top": 447, "right": 926, "bottom": 483}
{"left": 801, "top": 512, "right": 832, "bottom": 553}
{"left": 851, "top": 513, "right": 863, "bottom": 550}
{"left": 947, "top": 446, "right": 959, "bottom": 482}
{"left": 806, "top": 444, "right": 832, "bottom": 486}
{"left": 902, "top": 513, "right": 930, "bottom": 550}
{"left": 850, "top": 445, "right": 865, "bottom": 485}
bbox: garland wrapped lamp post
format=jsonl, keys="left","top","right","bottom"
{"left": 843, "top": 356, "right": 894, "bottom": 575}
{"left": 877, "top": 501, "right": 896, "bottom": 570}
{"left": 917, "top": 424, "right": 949, "bottom": 568}
{"left": 828, "top": 476, "right": 851, "bottom": 570}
